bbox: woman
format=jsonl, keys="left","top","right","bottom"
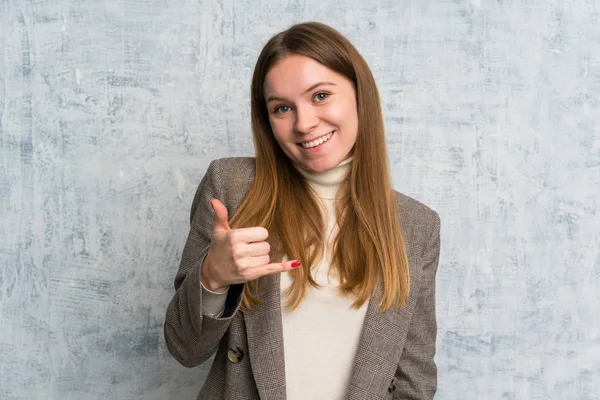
{"left": 164, "top": 22, "right": 441, "bottom": 400}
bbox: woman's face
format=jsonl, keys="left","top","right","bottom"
{"left": 263, "top": 54, "right": 359, "bottom": 173}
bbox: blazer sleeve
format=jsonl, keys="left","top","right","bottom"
{"left": 163, "top": 159, "right": 244, "bottom": 368}
{"left": 394, "top": 211, "right": 441, "bottom": 399}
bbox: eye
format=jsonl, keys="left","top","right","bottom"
{"left": 313, "top": 92, "right": 330, "bottom": 102}
{"left": 274, "top": 105, "right": 291, "bottom": 114}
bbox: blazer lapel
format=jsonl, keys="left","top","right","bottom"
{"left": 346, "top": 256, "right": 422, "bottom": 399}
{"left": 224, "top": 167, "right": 287, "bottom": 399}
{"left": 243, "top": 272, "right": 287, "bottom": 400}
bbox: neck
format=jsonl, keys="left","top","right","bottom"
{"left": 294, "top": 157, "right": 352, "bottom": 200}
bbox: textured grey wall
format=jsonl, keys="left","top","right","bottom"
{"left": 1, "top": 0, "right": 599, "bottom": 399}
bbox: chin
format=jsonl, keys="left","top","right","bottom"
{"left": 305, "top": 159, "right": 341, "bottom": 173}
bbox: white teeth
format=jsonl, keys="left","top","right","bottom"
{"left": 301, "top": 131, "right": 333, "bottom": 149}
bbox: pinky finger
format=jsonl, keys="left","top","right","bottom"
{"left": 244, "top": 260, "right": 301, "bottom": 281}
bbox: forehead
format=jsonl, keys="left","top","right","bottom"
{"left": 263, "top": 54, "right": 346, "bottom": 96}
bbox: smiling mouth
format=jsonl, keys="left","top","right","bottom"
{"left": 299, "top": 131, "right": 335, "bottom": 149}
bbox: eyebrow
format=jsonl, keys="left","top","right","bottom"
{"left": 265, "top": 81, "right": 337, "bottom": 103}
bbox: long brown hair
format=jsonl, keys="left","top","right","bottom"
{"left": 229, "top": 22, "right": 410, "bottom": 313}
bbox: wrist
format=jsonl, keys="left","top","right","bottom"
{"left": 201, "top": 280, "right": 229, "bottom": 294}
{"left": 200, "top": 254, "right": 229, "bottom": 293}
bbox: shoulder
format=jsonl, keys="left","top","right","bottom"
{"left": 394, "top": 191, "right": 439, "bottom": 228}
{"left": 201, "top": 157, "right": 257, "bottom": 212}
{"left": 394, "top": 190, "right": 440, "bottom": 250}
{"left": 203, "top": 157, "right": 257, "bottom": 189}
{"left": 206, "top": 157, "right": 256, "bottom": 181}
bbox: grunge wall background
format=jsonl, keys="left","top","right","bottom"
{"left": 1, "top": 0, "right": 599, "bottom": 398}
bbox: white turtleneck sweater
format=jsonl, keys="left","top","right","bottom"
{"left": 201, "top": 157, "right": 368, "bottom": 399}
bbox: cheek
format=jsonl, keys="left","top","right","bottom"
{"left": 339, "top": 102, "right": 359, "bottom": 144}
{"left": 345, "top": 100, "right": 359, "bottom": 133}
{"left": 269, "top": 118, "right": 291, "bottom": 144}
{"left": 329, "top": 99, "right": 358, "bottom": 127}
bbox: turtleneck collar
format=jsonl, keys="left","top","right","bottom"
{"left": 294, "top": 157, "right": 353, "bottom": 200}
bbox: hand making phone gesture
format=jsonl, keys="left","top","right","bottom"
{"left": 200, "top": 198, "right": 301, "bottom": 293}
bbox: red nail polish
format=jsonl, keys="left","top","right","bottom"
{"left": 291, "top": 260, "right": 301, "bottom": 268}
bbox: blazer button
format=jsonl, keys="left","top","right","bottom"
{"left": 227, "top": 347, "right": 244, "bottom": 363}
{"left": 388, "top": 376, "right": 398, "bottom": 393}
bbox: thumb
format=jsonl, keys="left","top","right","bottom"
{"left": 210, "top": 198, "right": 231, "bottom": 232}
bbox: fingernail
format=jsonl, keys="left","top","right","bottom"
{"left": 291, "top": 260, "right": 301, "bottom": 268}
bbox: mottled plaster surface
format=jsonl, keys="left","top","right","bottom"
{"left": 1, "top": 0, "right": 599, "bottom": 399}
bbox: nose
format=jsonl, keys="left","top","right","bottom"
{"left": 293, "top": 105, "right": 318, "bottom": 134}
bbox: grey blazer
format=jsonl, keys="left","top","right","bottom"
{"left": 164, "top": 157, "right": 441, "bottom": 400}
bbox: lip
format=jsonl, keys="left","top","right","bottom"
{"left": 297, "top": 130, "right": 335, "bottom": 145}
{"left": 296, "top": 131, "right": 335, "bottom": 154}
